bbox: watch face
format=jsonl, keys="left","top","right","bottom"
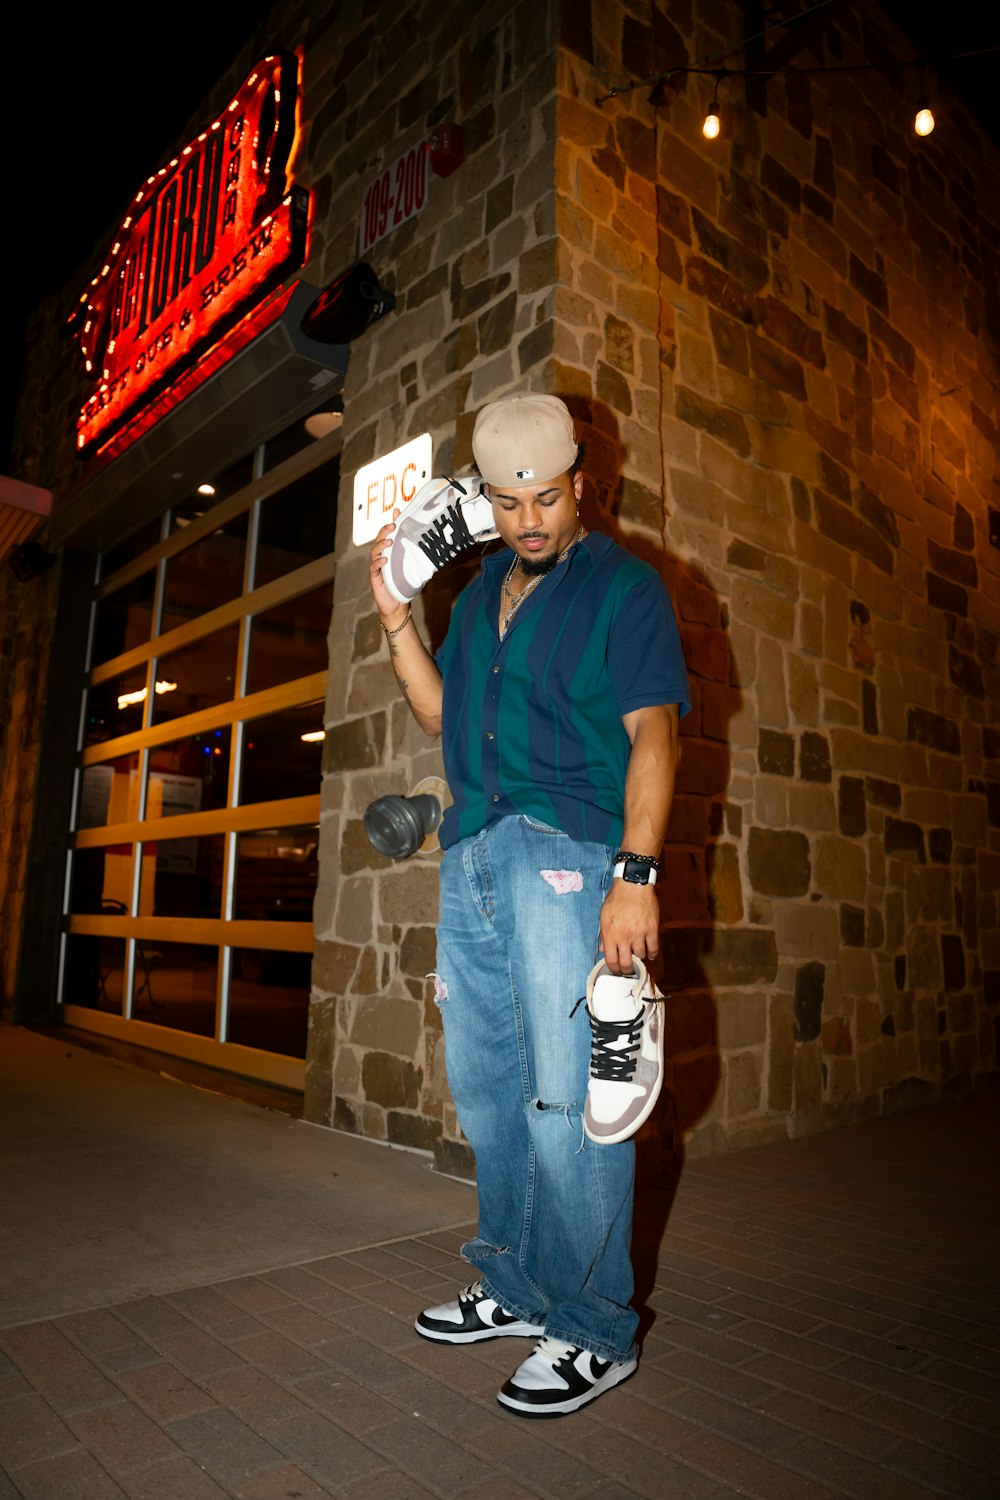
{"left": 623, "top": 859, "right": 651, "bottom": 885}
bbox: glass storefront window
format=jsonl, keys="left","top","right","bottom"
{"left": 91, "top": 571, "right": 157, "bottom": 668}
{"left": 169, "top": 456, "right": 254, "bottom": 530}
{"left": 68, "top": 843, "right": 136, "bottom": 913}
{"left": 263, "top": 394, "right": 341, "bottom": 474}
{"left": 65, "top": 934, "right": 126, "bottom": 1013}
{"left": 152, "top": 626, "right": 240, "bottom": 723}
{"left": 65, "top": 419, "right": 339, "bottom": 1085}
{"left": 160, "top": 516, "right": 248, "bottom": 633}
{"left": 101, "top": 517, "right": 165, "bottom": 580}
{"left": 145, "top": 733, "right": 232, "bottom": 817}
{"left": 253, "top": 458, "right": 340, "bottom": 587}
{"left": 84, "top": 669, "right": 150, "bottom": 745}
{"left": 160, "top": 513, "right": 249, "bottom": 634}
{"left": 245, "top": 583, "right": 333, "bottom": 696}
{"left": 233, "top": 825, "right": 318, "bottom": 923}
{"left": 130, "top": 941, "right": 218, "bottom": 1037}
{"left": 228, "top": 950, "right": 311, "bottom": 1057}
{"left": 137, "top": 834, "right": 226, "bottom": 920}
{"left": 240, "top": 704, "right": 324, "bottom": 804}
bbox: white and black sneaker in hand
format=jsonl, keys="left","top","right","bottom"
{"left": 497, "top": 1337, "right": 637, "bottom": 1417}
{"left": 576, "top": 956, "right": 665, "bottom": 1145}
{"left": 381, "top": 474, "right": 498, "bottom": 604}
{"left": 414, "top": 1280, "right": 545, "bottom": 1344}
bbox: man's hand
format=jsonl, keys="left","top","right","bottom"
{"left": 599, "top": 880, "right": 659, "bottom": 975}
{"left": 369, "top": 512, "right": 404, "bottom": 623}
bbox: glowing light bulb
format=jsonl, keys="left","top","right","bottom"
{"left": 703, "top": 110, "right": 721, "bottom": 140}
{"left": 914, "top": 103, "right": 935, "bottom": 137}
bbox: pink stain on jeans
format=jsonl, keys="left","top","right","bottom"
{"left": 540, "top": 869, "right": 584, "bottom": 894}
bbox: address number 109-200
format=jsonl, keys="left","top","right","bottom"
{"left": 360, "top": 142, "right": 430, "bottom": 254}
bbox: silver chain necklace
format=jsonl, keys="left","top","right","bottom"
{"left": 499, "top": 525, "right": 586, "bottom": 638}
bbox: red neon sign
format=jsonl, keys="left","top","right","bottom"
{"left": 66, "top": 51, "right": 308, "bottom": 458}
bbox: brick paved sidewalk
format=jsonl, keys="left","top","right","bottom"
{"left": 2, "top": 1090, "right": 998, "bottom": 1499}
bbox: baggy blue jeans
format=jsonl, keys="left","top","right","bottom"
{"left": 433, "top": 814, "right": 639, "bottom": 1362}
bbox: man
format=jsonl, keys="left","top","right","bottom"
{"left": 369, "top": 392, "right": 690, "bottom": 1416}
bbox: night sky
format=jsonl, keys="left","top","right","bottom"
{"left": 2, "top": 5, "right": 275, "bottom": 472}
{"left": 1, "top": 2, "right": 996, "bottom": 475}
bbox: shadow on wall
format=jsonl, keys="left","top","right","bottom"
{"left": 563, "top": 395, "right": 743, "bottom": 1333}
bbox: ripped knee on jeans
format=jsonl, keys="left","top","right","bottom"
{"left": 531, "top": 1097, "right": 581, "bottom": 1118}
{"left": 531, "top": 1097, "right": 588, "bottom": 1153}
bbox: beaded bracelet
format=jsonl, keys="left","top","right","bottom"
{"left": 613, "top": 849, "right": 661, "bottom": 870}
{"left": 381, "top": 608, "right": 412, "bottom": 640}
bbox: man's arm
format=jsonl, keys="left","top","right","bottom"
{"left": 599, "top": 703, "right": 680, "bottom": 975}
{"left": 369, "top": 517, "right": 444, "bottom": 737}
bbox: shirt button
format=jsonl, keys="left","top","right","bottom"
{"left": 492, "top": 794, "right": 500, "bottom": 802}
{"left": 486, "top": 731, "right": 494, "bottom": 740}
{"left": 491, "top": 665, "right": 500, "bottom": 674}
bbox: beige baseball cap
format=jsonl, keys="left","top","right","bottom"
{"left": 472, "top": 393, "right": 579, "bottom": 487}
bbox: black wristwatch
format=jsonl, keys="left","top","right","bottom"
{"left": 612, "top": 851, "right": 659, "bottom": 886}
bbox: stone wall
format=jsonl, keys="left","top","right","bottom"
{"left": 309, "top": 0, "right": 999, "bottom": 1168}
{"left": 543, "top": 0, "right": 1000, "bottom": 1156}
{"left": 307, "top": 0, "right": 563, "bottom": 1175}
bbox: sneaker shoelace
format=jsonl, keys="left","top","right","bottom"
{"left": 578, "top": 1003, "right": 644, "bottom": 1082}
{"left": 458, "top": 1280, "right": 486, "bottom": 1303}
{"left": 415, "top": 490, "right": 483, "bottom": 568}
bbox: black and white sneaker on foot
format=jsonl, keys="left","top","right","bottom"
{"left": 415, "top": 1280, "right": 545, "bottom": 1344}
{"left": 577, "top": 956, "right": 665, "bottom": 1145}
{"left": 381, "top": 474, "right": 498, "bottom": 604}
{"left": 497, "top": 1337, "right": 637, "bottom": 1417}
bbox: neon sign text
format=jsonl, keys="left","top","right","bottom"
{"left": 67, "top": 51, "right": 308, "bottom": 457}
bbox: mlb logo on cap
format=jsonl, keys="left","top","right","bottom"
{"left": 472, "top": 393, "right": 578, "bottom": 488}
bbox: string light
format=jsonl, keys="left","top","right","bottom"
{"left": 600, "top": 43, "right": 1000, "bottom": 145}
{"left": 914, "top": 66, "right": 935, "bottom": 136}
{"left": 914, "top": 99, "right": 935, "bottom": 136}
{"left": 703, "top": 77, "right": 722, "bottom": 139}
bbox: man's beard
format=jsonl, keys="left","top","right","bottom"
{"left": 519, "top": 547, "right": 559, "bottom": 577}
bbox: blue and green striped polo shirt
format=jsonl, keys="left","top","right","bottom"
{"left": 435, "top": 533, "right": 690, "bottom": 850}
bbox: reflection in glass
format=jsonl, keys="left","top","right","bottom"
{"left": 84, "top": 667, "right": 149, "bottom": 745}
{"left": 160, "top": 512, "right": 248, "bottom": 634}
{"left": 254, "top": 457, "right": 339, "bottom": 587}
{"left": 245, "top": 583, "right": 333, "bottom": 696}
{"left": 152, "top": 626, "right": 240, "bottom": 722}
{"left": 91, "top": 571, "right": 157, "bottom": 668}
{"left": 240, "top": 704, "right": 324, "bottom": 804}
{"left": 228, "top": 949, "right": 311, "bottom": 1057}
{"left": 68, "top": 843, "right": 137, "bottom": 913}
{"left": 137, "top": 834, "right": 226, "bottom": 920}
{"left": 65, "top": 934, "right": 127, "bottom": 1012}
{"left": 234, "top": 825, "right": 319, "bottom": 922}
{"left": 170, "top": 456, "right": 254, "bottom": 530}
{"left": 264, "top": 395, "right": 340, "bottom": 474}
{"left": 102, "top": 517, "right": 164, "bottom": 582}
{"left": 130, "top": 941, "right": 217, "bottom": 1037}
{"left": 144, "top": 733, "right": 232, "bottom": 819}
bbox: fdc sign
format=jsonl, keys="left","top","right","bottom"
{"left": 353, "top": 434, "right": 432, "bottom": 546}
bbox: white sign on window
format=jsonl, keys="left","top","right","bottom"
{"left": 353, "top": 434, "right": 432, "bottom": 546}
